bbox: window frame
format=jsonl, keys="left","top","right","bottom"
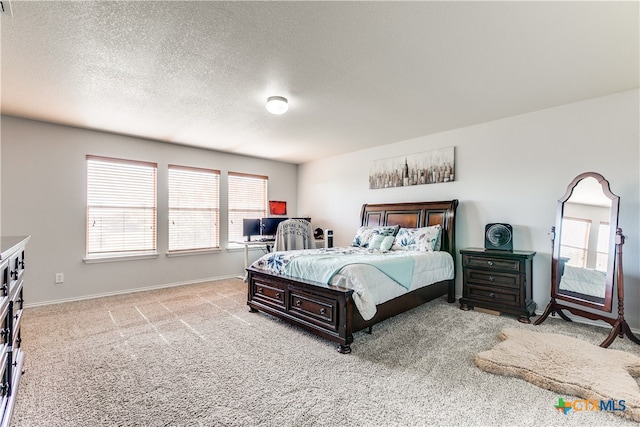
{"left": 167, "top": 164, "right": 221, "bottom": 254}
{"left": 85, "top": 155, "right": 158, "bottom": 262}
{"left": 595, "top": 221, "right": 610, "bottom": 272}
{"left": 227, "top": 172, "right": 268, "bottom": 244}
{"left": 559, "top": 216, "right": 591, "bottom": 269}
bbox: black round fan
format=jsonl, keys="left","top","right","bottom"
{"left": 484, "top": 223, "right": 513, "bottom": 251}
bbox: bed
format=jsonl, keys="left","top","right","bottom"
{"left": 246, "top": 200, "right": 458, "bottom": 353}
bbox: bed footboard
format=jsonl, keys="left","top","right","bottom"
{"left": 247, "top": 268, "right": 453, "bottom": 353}
{"left": 247, "top": 268, "right": 357, "bottom": 353}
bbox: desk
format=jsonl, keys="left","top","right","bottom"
{"left": 235, "top": 240, "right": 275, "bottom": 273}
{"left": 234, "top": 239, "right": 325, "bottom": 274}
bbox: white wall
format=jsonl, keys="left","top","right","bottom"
{"left": 1, "top": 116, "right": 298, "bottom": 305}
{"left": 298, "top": 90, "right": 640, "bottom": 329}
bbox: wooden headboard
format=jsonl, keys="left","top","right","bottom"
{"left": 360, "top": 200, "right": 459, "bottom": 257}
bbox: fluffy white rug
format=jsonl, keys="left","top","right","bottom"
{"left": 475, "top": 328, "right": 640, "bottom": 422}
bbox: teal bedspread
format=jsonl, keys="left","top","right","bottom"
{"left": 284, "top": 251, "right": 415, "bottom": 289}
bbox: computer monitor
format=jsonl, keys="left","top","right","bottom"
{"left": 261, "top": 217, "right": 288, "bottom": 237}
{"left": 242, "top": 218, "right": 261, "bottom": 241}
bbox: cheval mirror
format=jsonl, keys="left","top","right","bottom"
{"left": 535, "top": 172, "right": 640, "bottom": 347}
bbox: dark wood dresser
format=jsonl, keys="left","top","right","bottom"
{"left": 0, "top": 236, "right": 30, "bottom": 427}
{"left": 459, "top": 248, "right": 536, "bottom": 323}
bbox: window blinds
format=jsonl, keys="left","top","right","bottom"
{"left": 228, "top": 172, "right": 267, "bottom": 242}
{"left": 86, "top": 156, "right": 157, "bottom": 257}
{"left": 559, "top": 217, "right": 591, "bottom": 268}
{"left": 168, "top": 165, "right": 220, "bottom": 251}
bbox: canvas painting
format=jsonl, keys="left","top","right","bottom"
{"left": 269, "top": 200, "right": 287, "bottom": 215}
{"left": 369, "top": 146, "right": 455, "bottom": 189}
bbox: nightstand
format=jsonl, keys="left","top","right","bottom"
{"left": 459, "top": 248, "right": 536, "bottom": 323}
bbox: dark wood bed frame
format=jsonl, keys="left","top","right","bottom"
{"left": 246, "top": 200, "right": 458, "bottom": 353}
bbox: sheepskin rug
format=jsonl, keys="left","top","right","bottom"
{"left": 475, "top": 328, "right": 640, "bottom": 422}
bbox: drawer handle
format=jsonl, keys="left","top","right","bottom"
{"left": 295, "top": 299, "right": 302, "bottom": 307}
{"left": 10, "top": 270, "right": 18, "bottom": 280}
{"left": 19, "top": 260, "right": 25, "bottom": 269}
{"left": 257, "top": 287, "right": 263, "bottom": 294}
{"left": 488, "top": 276, "right": 495, "bottom": 282}
{"left": 488, "top": 292, "right": 495, "bottom": 298}
{"left": 0, "top": 328, "right": 8, "bottom": 340}
{"left": 320, "top": 308, "right": 326, "bottom": 315}
{"left": 275, "top": 292, "right": 281, "bottom": 298}
{"left": 487, "top": 261, "right": 494, "bottom": 266}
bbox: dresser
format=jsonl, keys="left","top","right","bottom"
{"left": 459, "top": 248, "right": 536, "bottom": 323}
{"left": 0, "top": 236, "right": 30, "bottom": 427}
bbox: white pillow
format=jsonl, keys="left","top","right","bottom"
{"left": 368, "top": 235, "right": 395, "bottom": 252}
{"left": 351, "top": 225, "right": 400, "bottom": 248}
{"left": 380, "top": 235, "right": 395, "bottom": 252}
{"left": 369, "top": 234, "right": 384, "bottom": 250}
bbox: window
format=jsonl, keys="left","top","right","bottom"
{"left": 228, "top": 172, "right": 268, "bottom": 242}
{"left": 559, "top": 217, "right": 591, "bottom": 268}
{"left": 168, "top": 165, "right": 220, "bottom": 252}
{"left": 86, "top": 156, "right": 157, "bottom": 258}
{"left": 595, "top": 222, "right": 610, "bottom": 272}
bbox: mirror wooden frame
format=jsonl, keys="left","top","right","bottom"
{"left": 535, "top": 172, "right": 640, "bottom": 347}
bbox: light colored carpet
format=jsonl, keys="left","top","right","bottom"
{"left": 11, "top": 278, "right": 640, "bottom": 426}
{"left": 476, "top": 328, "right": 640, "bottom": 423}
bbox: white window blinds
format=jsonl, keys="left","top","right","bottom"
{"left": 86, "top": 156, "right": 157, "bottom": 258}
{"left": 228, "top": 172, "right": 268, "bottom": 242}
{"left": 168, "top": 165, "right": 220, "bottom": 252}
{"left": 559, "top": 217, "right": 591, "bottom": 268}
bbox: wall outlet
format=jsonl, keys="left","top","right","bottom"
{"left": 55, "top": 273, "right": 64, "bottom": 284}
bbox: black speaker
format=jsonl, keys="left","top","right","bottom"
{"left": 484, "top": 223, "right": 513, "bottom": 251}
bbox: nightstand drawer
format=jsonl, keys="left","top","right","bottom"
{"left": 463, "top": 254, "right": 521, "bottom": 272}
{"left": 466, "top": 284, "right": 520, "bottom": 307}
{"left": 464, "top": 269, "right": 521, "bottom": 289}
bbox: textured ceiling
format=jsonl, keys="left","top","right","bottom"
{"left": 1, "top": 1, "right": 638, "bottom": 164}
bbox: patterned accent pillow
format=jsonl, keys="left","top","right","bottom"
{"left": 392, "top": 225, "right": 442, "bottom": 252}
{"left": 351, "top": 225, "right": 400, "bottom": 248}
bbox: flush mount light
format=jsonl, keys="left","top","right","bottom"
{"left": 266, "top": 96, "right": 289, "bottom": 115}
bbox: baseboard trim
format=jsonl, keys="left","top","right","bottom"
{"left": 24, "top": 275, "right": 241, "bottom": 308}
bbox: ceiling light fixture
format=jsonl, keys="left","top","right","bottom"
{"left": 266, "top": 96, "right": 289, "bottom": 115}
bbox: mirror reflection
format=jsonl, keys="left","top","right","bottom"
{"left": 557, "top": 176, "right": 613, "bottom": 304}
